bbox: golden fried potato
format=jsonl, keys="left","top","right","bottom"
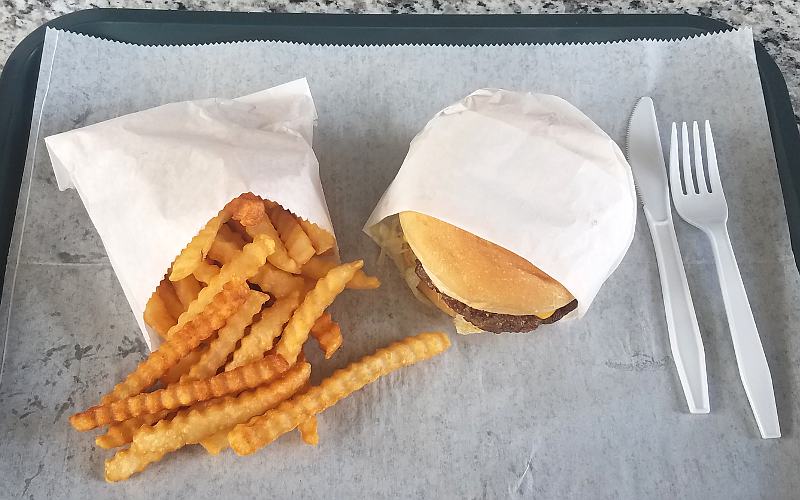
{"left": 99, "top": 280, "right": 249, "bottom": 405}
{"left": 226, "top": 292, "right": 301, "bottom": 371}
{"left": 301, "top": 255, "right": 380, "bottom": 290}
{"left": 198, "top": 430, "right": 230, "bottom": 455}
{"left": 182, "top": 291, "right": 268, "bottom": 382}
{"left": 104, "top": 362, "right": 310, "bottom": 482}
{"left": 72, "top": 193, "right": 394, "bottom": 481}
{"left": 71, "top": 355, "right": 288, "bottom": 430}
{"left": 296, "top": 218, "right": 335, "bottom": 256}
{"left": 276, "top": 261, "right": 363, "bottom": 364}
{"left": 207, "top": 224, "right": 246, "bottom": 265}
{"left": 310, "top": 313, "right": 342, "bottom": 359}
{"left": 156, "top": 279, "right": 185, "bottom": 319}
{"left": 165, "top": 235, "right": 274, "bottom": 339}
{"left": 269, "top": 206, "right": 315, "bottom": 266}
{"left": 172, "top": 275, "right": 202, "bottom": 308}
{"left": 249, "top": 263, "right": 305, "bottom": 299}
{"left": 143, "top": 291, "right": 175, "bottom": 339}
{"left": 95, "top": 411, "right": 172, "bottom": 449}
{"left": 225, "top": 192, "right": 267, "bottom": 227}
{"left": 238, "top": 199, "right": 299, "bottom": 274}
{"left": 160, "top": 345, "right": 206, "bottom": 385}
{"left": 226, "top": 219, "right": 253, "bottom": 243}
{"left": 298, "top": 416, "right": 319, "bottom": 446}
{"left": 192, "top": 260, "right": 219, "bottom": 284}
{"left": 229, "top": 332, "right": 450, "bottom": 455}
{"left": 170, "top": 215, "right": 224, "bottom": 281}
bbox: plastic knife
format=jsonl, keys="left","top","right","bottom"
{"left": 627, "top": 97, "right": 710, "bottom": 414}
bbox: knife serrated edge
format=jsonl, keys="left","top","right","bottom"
{"left": 626, "top": 97, "right": 651, "bottom": 210}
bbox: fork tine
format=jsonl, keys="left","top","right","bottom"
{"left": 669, "top": 122, "right": 683, "bottom": 197}
{"left": 681, "top": 122, "right": 696, "bottom": 194}
{"left": 692, "top": 121, "right": 709, "bottom": 193}
{"left": 705, "top": 120, "right": 721, "bottom": 192}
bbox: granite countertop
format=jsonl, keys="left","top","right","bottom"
{"left": 1, "top": 1, "right": 799, "bottom": 121}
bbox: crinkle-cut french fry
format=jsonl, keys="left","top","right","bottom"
{"left": 227, "top": 220, "right": 253, "bottom": 243}
{"left": 104, "top": 362, "right": 310, "bottom": 482}
{"left": 301, "top": 255, "right": 381, "bottom": 290}
{"left": 99, "top": 280, "right": 249, "bottom": 406}
{"left": 182, "top": 291, "right": 268, "bottom": 382}
{"left": 168, "top": 193, "right": 264, "bottom": 282}
{"left": 302, "top": 277, "right": 317, "bottom": 295}
{"left": 172, "top": 275, "right": 202, "bottom": 308}
{"left": 348, "top": 270, "right": 382, "bottom": 290}
{"left": 144, "top": 292, "right": 175, "bottom": 339}
{"left": 157, "top": 279, "right": 185, "bottom": 319}
{"left": 269, "top": 206, "right": 315, "bottom": 266}
{"left": 296, "top": 218, "right": 336, "bottom": 256}
{"left": 311, "top": 312, "right": 334, "bottom": 333}
{"left": 298, "top": 416, "right": 319, "bottom": 446}
{"left": 276, "top": 261, "right": 363, "bottom": 364}
{"left": 170, "top": 215, "right": 225, "bottom": 281}
{"left": 226, "top": 293, "right": 301, "bottom": 371}
{"left": 208, "top": 225, "right": 246, "bottom": 265}
{"left": 229, "top": 332, "right": 450, "bottom": 455}
{"left": 71, "top": 355, "right": 289, "bottom": 430}
{"left": 200, "top": 364, "right": 306, "bottom": 456}
{"left": 250, "top": 263, "right": 305, "bottom": 299}
{"left": 95, "top": 411, "right": 172, "bottom": 449}
{"left": 208, "top": 239, "right": 239, "bottom": 266}
{"left": 199, "top": 430, "right": 230, "bottom": 455}
{"left": 310, "top": 313, "right": 342, "bottom": 359}
{"left": 243, "top": 212, "right": 299, "bottom": 274}
{"left": 219, "top": 222, "right": 247, "bottom": 246}
{"left": 160, "top": 345, "right": 206, "bottom": 385}
{"left": 97, "top": 391, "right": 230, "bottom": 449}
{"left": 225, "top": 192, "right": 266, "bottom": 227}
{"left": 192, "top": 260, "right": 219, "bottom": 284}
{"left": 165, "top": 235, "right": 275, "bottom": 339}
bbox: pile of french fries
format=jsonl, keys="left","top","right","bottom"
{"left": 68, "top": 193, "right": 450, "bottom": 482}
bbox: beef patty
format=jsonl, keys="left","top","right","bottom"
{"left": 415, "top": 261, "right": 578, "bottom": 333}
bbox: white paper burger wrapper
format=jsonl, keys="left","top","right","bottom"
{"left": 364, "top": 88, "right": 637, "bottom": 323}
{"left": 45, "top": 78, "right": 332, "bottom": 350}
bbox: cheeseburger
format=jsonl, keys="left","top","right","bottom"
{"left": 365, "top": 89, "right": 637, "bottom": 334}
{"left": 399, "top": 211, "right": 577, "bottom": 333}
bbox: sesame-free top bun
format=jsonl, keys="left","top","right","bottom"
{"left": 399, "top": 211, "right": 574, "bottom": 316}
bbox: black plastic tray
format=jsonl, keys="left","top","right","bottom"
{"left": 1, "top": 11, "right": 798, "bottom": 287}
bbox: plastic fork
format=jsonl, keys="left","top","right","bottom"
{"left": 669, "top": 121, "right": 780, "bottom": 439}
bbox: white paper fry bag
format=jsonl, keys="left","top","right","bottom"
{"left": 46, "top": 78, "right": 332, "bottom": 349}
{"left": 365, "top": 88, "right": 637, "bottom": 320}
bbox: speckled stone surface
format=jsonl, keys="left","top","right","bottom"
{"left": 2, "top": 1, "right": 799, "bottom": 122}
